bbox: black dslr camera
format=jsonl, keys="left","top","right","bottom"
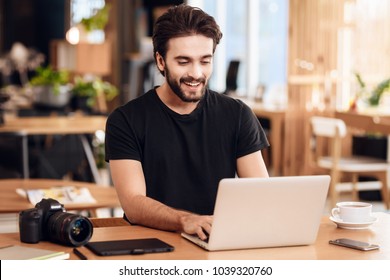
{"left": 19, "top": 198, "right": 93, "bottom": 247}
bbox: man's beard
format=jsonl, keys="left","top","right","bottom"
{"left": 165, "top": 67, "right": 207, "bottom": 103}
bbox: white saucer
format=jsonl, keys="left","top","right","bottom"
{"left": 329, "top": 216, "right": 377, "bottom": 230}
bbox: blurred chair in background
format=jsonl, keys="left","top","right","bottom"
{"left": 309, "top": 116, "right": 390, "bottom": 209}
{"left": 223, "top": 60, "right": 240, "bottom": 95}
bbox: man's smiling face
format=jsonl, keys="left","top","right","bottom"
{"left": 157, "top": 34, "right": 214, "bottom": 103}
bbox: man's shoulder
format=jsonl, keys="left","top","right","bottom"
{"left": 108, "top": 89, "right": 156, "bottom": 123}
{"left": 116, "top": 89, "right": 156, "bottom": 112}
{"left": 206, "top": 90, "right": 246, "bottom": 109}
{"left": 127, "top": 89, "right": 156, "bottom": 106}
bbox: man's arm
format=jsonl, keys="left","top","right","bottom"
{"left": 109, "top": 159, "right": 211, "bottom": 240}
{"left": 236, "top": 150, "right": 269, "bottom": 178}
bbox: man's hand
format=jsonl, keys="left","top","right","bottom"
{"left": 180, "top": 214, "right": 213, "bottom": 240}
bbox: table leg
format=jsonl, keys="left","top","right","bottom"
{"left": 21, "top": 134, "right": 29, "bottom": 179}
{"left": 270, "top": 116, "right": 283, "bottom": 176}
{"left": 79, "top": 135, "right": 101, "bottom": 183}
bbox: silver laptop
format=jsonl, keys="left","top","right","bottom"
{"left": 181, "top": 175, "right": 330, "bottom": 251}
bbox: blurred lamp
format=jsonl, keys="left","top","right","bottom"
{"left": 66, "top": 26, "right": 80, "bottom": 45}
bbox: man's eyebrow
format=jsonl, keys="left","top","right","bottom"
{"left": 174, "top": 54, "right": 213, "bottom": 60}
{"left": 201, "top": 55, "right": 213, "bottom": 59}
{"left": 174, "top": 55, "right": 190, "bottom": 60}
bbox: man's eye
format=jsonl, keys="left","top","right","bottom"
{"left": 201, "top": 60, "right": 211, "bottom": 65}
{"left": 178, "top": 61, "right": 189, "bottom": 65}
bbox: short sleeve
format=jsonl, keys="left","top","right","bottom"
{"left": 105, "top": 109, "right": 142, "bottom": 162}
{"left": 236, "top": 102, "right": 269, "bottom": 158}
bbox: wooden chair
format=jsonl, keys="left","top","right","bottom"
{"left": 310, "top": 116, "right": 390, "bottom": 209}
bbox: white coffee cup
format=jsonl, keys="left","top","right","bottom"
{"left": 331, "top": 201, "right": 372, "bottom": 223}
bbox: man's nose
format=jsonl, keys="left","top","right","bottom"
{"left": 188, "top": 63, "right": 203, "bottom": 79}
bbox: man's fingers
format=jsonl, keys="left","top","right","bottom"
{"left": 196, "top": 219, "right": 212, "bottom": 240}
{"left": 181, "top": 214, "right": 214, "bottom": 239}
{"left": 202, "top": 222, "right": 212, "bottom": 235}
{"left": 196, "top": 227, "right": 208, "bottom": 240}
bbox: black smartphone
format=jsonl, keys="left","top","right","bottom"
{"left": 329, "top": 238, "right": 379, "bottom": 251}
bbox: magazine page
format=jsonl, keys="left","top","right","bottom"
{"left": 16, "top": 186, "right": 96, "bottom": 205}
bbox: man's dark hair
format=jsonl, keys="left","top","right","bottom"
{"left": 152, "top": 4, "right": 223, "bottom": 75}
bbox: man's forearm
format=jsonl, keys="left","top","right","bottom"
{"left": 124, "top": 194, "right": 190, "bottom": 232}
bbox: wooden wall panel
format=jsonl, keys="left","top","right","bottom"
{"left": 284, "top": 0, "right": 344, "bottom": 175}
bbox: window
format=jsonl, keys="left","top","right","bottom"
{"left": 188, "top": 0, "right": 288, "bottom": 99}
{"left": 69, "top": 0, "right": 106, "bottom": 43}
{"left": 338, "top": 0, "right": 390, "bottom": 110}
{"left": 70, "top": 0, "right": 105, "bottom": 24}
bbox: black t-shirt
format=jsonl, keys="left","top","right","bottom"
{"left": 105, "top": 89, "right": 269, "bottom": 215}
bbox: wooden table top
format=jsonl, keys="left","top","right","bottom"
{"left": 1, "top": 213, "right": 389, "bottom": 260}
{"left": 0, "top": 115, "right": 107, "bottom": 135}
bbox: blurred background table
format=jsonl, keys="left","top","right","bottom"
{"left": 240, "top": 98, "right": 286, "bottom": 176}
{"left": 0, "top": 178, "right": 120, "bottom": 217}
{"left": 336, "top": 110, "right": 390, "bottom": 163}
{"left": 0, "top": 115, "right": 107, "bottom": 182}
{"left": 335, "top": 110, "right": 390, "bottom": 135}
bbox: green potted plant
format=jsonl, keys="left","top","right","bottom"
{"left": 29, "top": 66, "right": 71, "bottom": 108}
{"left": 368, "top": 78, "right": 390, "bottom": 106}
{"left": 80, "top": 4, "right": 111, "bottom": 32}
{"left": 70, "top": 76, "right": 118, "bottom": 112}
{"left": 78, "top": 4, "right": 111, "bottom": 44}
{"left": 355, "top": 73, "right": 390, "bottom": 107}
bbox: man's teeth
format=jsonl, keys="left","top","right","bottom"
{"left": 184, "top": 82, "right": 200, "bottom": 87}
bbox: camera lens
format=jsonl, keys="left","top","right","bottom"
{"left": 47, "top": 212, "right": 93, "bottom": 247}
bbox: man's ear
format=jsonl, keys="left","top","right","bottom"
{"left": 155, "top": 52, "right": 165, "bottom": 72}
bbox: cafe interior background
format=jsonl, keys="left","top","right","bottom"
{"left": 0, "top": 0, "right": 390, "bottom": 231}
